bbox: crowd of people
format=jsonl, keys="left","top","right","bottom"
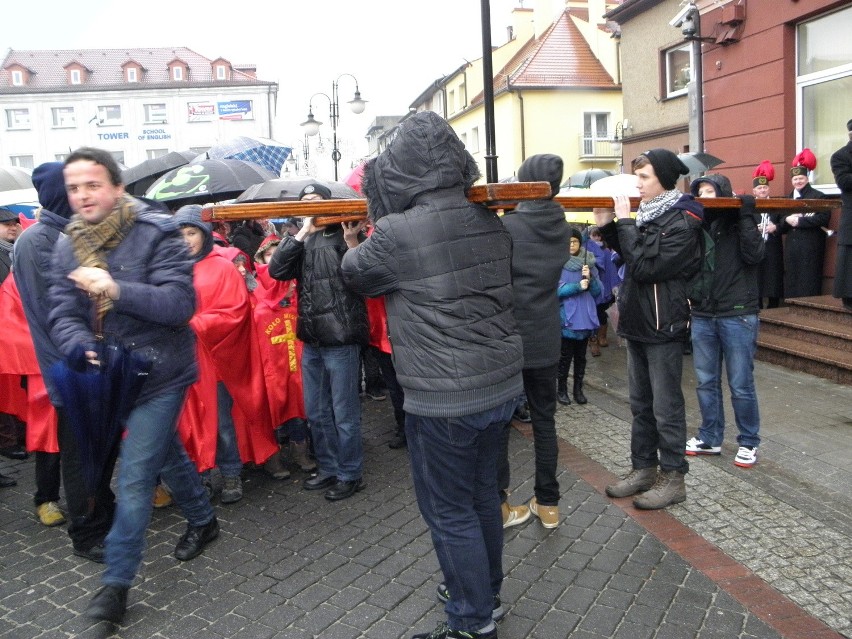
{"left": 0, "top": 112, "right": 848, "bottom": 638}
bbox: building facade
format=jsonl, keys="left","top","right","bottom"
{"left": 0, "top": 47, "right": 278, "bottom": 170}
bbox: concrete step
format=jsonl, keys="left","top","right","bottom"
{"left": 778, "top": 295, "right": 851, "bottom": 323}
{"left": 756, "top": 332, "right": 852, "bottom": 385}
{"left": 759, "top": 311, "right": 852, "bottom": 353}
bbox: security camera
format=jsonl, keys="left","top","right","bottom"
{"left": 681, "top": 14, "right": 698, "bottom": 38}
{"left": 669, "top": 3, "right": 694, "bottom": 28}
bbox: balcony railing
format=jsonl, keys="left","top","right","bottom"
{"left": 579, "top": 136, "right": 621, "bottom": 159}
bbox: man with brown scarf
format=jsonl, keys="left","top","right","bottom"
{"left": 49, "top": 147, "right": 217, "bottom": 625}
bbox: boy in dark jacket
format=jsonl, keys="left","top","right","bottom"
{"left": 341, "top": 111, "right": 523, "bottom": 639}
{"left": 685, "top": 175, "right": 764, "bottom": 468}
{"left": 596, "top": 149, "right": 703, "bottom": 510}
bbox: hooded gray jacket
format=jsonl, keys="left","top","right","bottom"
{"left": 341, "top": 111, "right": 523, "bottom": 417}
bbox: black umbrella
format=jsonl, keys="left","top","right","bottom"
{"left": 564, "top": 168, "right": 615, "bottom": 188}
{"left": 0, "top": 165, "right": 34, "bottom": 192}
{"left": 678, "top": 152, "right": 724, "bottom": 176}
{"left": 122, "top": 150, "right": 199, "bottom": 196}
{"left": 236, "top": 177, "right": 361, "bottom": 203}
{"left": 144, "top": 159, "right": 278, "bottom": 207}
{"left": 48, "top": 337, "right": 151, "bottom": 510}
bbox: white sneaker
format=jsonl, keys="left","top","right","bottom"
{"left": 734, "top": 446, "right": 758, "bottom": 468}
{"left": 685, "top": 437, "right": 721, "bottom": 456}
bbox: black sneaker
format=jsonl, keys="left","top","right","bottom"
{"left": 411, "top": 621, "right": 497, "bottom": 639}
{"left": 436, "top": 583, "right": 505, "bottom": 621}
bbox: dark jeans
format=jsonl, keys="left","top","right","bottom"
{"left": 34, "top": 451, "right": 60, "bottom": 505}
{"left": 361, "top": 344, "right": 383, "bottom": 393}
{"left": 626, "top": 340, "right": 689, "bottom": 474}
{"left": 498, "top": 365, "right": 560, "bottom": 506}
{"left": 0, "top": 411, "right": 25, "bottom": 449}
{"left": 406, "top": 399, "right": 515, "bottom": 632}
{"left": 376, "top": 350, "right": 405, "bottom": 431}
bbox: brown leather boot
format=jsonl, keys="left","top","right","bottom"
{"left": 597, "top": 325, "right": 609, "bottom": 347}
{"left": 633, "top": 470, "right": 686, "bottom": 509}
{"left": 589, "top": 334, "right": 601, "bottom": 357}
{"left": 605, "top": 467, "right": 657, "bottom": 498}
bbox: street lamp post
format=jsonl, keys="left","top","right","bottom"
{"left": 612, "top": 121, "right": 626, "bottom": 173}
{"left": 300, "top": 74, "right": 366, "bottom": 181}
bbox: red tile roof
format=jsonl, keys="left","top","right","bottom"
{"left": 472, "top": 8, "right": 618, "bottom": 106}
{"left": 0, "top": 47, "right": 272, "bottom": 92}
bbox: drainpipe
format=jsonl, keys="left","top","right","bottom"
{"left": 508, "top": 78, "right": 526, "bottom": 162}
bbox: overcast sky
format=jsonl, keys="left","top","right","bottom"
{"left": 5, "top": 0, "right": 523, "bottom": 175}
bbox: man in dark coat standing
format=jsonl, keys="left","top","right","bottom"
{"left": 782, "top": 149, "right": 829, "bottom": 298}
{"left": 14, "top": 162, "right": 114, "bottom": 556}
{"left": 830, "top": 119, "right": 852, "bottom": 310}
{"left": 341, "top": 112, "right": 523, "bottom": 639}
{"left": 497, "top": 154, "right": 571, "bottom": 530}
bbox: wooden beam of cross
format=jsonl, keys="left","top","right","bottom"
{"left": 201, "top": 182, "right": 839, "bottom": 226}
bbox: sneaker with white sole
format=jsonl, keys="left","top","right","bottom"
{"left": 501, "top": 501, "right": 530, "bottom": 528}
{"left": 734, "top": 446, "right": 758, "bottom": 468}
{"left": 436, "top": 583, "right": 505, "bottom": 622}
{"left": 685, "top": 436, "right": 721, "bottom": 456}
{"left": 528, "top": 497, "right": 559, "bottom": 528}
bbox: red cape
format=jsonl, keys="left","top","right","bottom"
{"left": 177, "top": 251, "right": 277, "bottom": 471}
{"left": 0, "top": 275, "right": 59, "bottom": 452}
{"left": 253, "top": 264, "right": 305, "bottom": 425}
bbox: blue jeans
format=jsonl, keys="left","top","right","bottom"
{"left": 691, "top": 314, "right": 761, "bottom": 448}
{"left": 406, "top": 399, "right": 515, "bottom": 632}
{"left": 216, "top": 382, "right": 243, "bottom": 477}
{"left": 103, "top": 390, "right": 214, "bottom": 588}
{"left": 301, "top": 344, "right": 363, "bottom": 482}
{"left": 626, "top": 340, "right": 689, "bottom": 474}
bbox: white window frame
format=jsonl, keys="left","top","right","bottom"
{"left": 11, "top": 70, "right": 24, "bottom": 86}
{"left": 97, "top": 104, "right": 122, "bottom": 126}
{"left": 173, "top": 66, "right": 183, "bottom": 81}
{"left": 110, "top": 151, "right": 125, "bottom": 166}
{"left": 469, "top": 126, "right": 480, "bottom": 154}
{"left": 51, "top": 106, "right": 76, "bottom": 128}
{"left": 55, "top": 153, "right": 69, "bottom": 162}
{"left": 664, "top": 44, "right": 693, "bottom": 99}
{"left": 70, "top": 69, "right": 81, "bottom": 85}
{"left": 127, "top": 67, "right": 138, "bottom": 83}
{"left": 582, "top": 112, "right": 611, "bottom": 156}
{"left": 144, "top": 103, "right": 167, "bottom": 123}
{"left": 216, "top": 65, "right": 227, "bottom": 80}
{"left": 147, "top": 149, "right": 169, "bottom": 160}
{"left": 5, "top": 108, "right": 30, "bottom": 130}
{"left": 9, "top": 155, "right": 34, "bottom": 170}
{"left": 795, "top": 5, "right": 852, "bottom": 190}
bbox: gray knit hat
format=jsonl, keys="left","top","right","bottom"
{"left": 517, "top": 154, "right": 564, "bottom": 199}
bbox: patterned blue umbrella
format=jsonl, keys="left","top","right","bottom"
{"left": 204, "top": 137, "right": 292, "bottom": 175}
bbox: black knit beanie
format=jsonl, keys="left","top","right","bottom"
{"left": 517, "top": 153, "right": 564, "bottom": 198}
{"left": 641, "top": 149, "right": 690, "bottom": 190}
{"left": 298, "top": 182, "right": 332, "bottom": 200}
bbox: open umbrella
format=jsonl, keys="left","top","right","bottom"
{"left": 0, "top": 166, "right": 33, "bottom": 192}
{"left": 144, "top": 159, "right": 278, "bottom": 208}
{"left": 564, "top": 168, "right": 614, "bottom": 188}
{"left": 236, "top": 177, "right": 362, "bottom": 203}
{"left": 203, "top": 136, "right": 292, "bottom": 175}
{"left": 0, "top": 188, "right": 38, "bottom": 208}
{"left": 122, "top": 150, "right": 198, "bottom": 196}
{"left": 48, "top": 338, "right": 151, "bottom": 506}
{"left": 677, "top": 152, "right": 724, "bottom": 176}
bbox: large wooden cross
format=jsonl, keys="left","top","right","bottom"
{"left": 201, "top": 182, "right": 839, "bottom": 226}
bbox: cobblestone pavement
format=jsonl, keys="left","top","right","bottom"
{"left": 0, "top": 343, "right": 848, "bottom": 638}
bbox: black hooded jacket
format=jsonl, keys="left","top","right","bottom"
{"left": 340, "top": 111, "right": 523, "bottom": 417}
{"left": 600, "top": 193, "right": 704, "bottom": 343}
{"left": 689, "top": 175, "right": 764, "bottom": 316}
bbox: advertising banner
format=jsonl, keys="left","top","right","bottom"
{"left": 188, "top": 102, "right": 215, "bottom": 122}
{"left": 218, "top": 100, "right": 254, "bottom": 121}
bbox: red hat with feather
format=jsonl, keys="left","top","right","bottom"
{"left": 790, "top": 148, "right": 816, "bottom": 177}
{"left": 752, "top": 160, "right": 775, "bottom": 188}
